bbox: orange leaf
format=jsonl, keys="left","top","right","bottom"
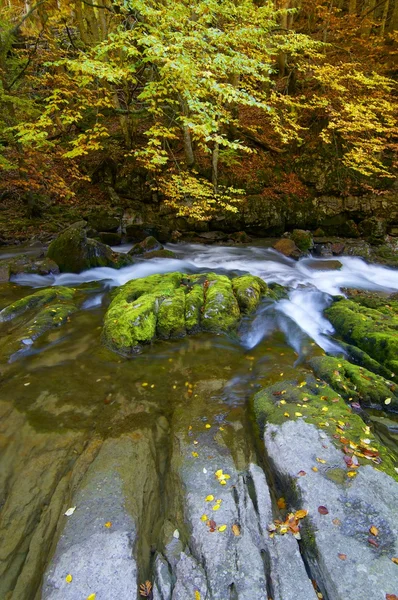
{"left": 338, "top": 553, "right": 347, "bottom": 560}
{"left": 277, "top": 497, "right": 287, "bottom": 509}
{"left": 369, "top": 525, "right": 379, "bottom": 536}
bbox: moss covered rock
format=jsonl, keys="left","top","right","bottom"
{"left": 309, "top": 356, "right": 398, "bottom": 411}
{"left": 273, "top": 238, "right": 301, "bottom": 259}
{"left": 102, "top": 271, "right": 271, "bottom": 355}
{"left": 326, "top": 298, "right": 398, "bottom": 377}
{"left": 232, "top": 275, "right": 267, "bottom": 314}
{"left": 128, "top": 236, "right": 162, "bottom": 256}
{"left": 290, "top": 229, "right": 314, "bottom": 252}
{"left": 0, "top": 287, "right": 75, "bottom": 322}
{"left": 0, "top": 287, "right": 77, "bottom": 361}
{"left": 252, "top": 375, "right": 397, "bottom": 479}
{"left": 201, "top": 275, "right": 240, "bottom": 331}
{"left": 47, "top": 222, "right": 132, "bottom": 273}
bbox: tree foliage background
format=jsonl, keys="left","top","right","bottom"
{"left": 0, "top": 0, "right": 397, "bottom": 221}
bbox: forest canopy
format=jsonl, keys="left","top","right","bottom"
{"left": 0, "top": 0, "right": 397, "bottom": 220}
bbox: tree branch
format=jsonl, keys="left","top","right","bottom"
{"left": 80, "top": 0, "right": 115, "bottom": 13}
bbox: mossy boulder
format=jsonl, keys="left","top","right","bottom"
{"left": 8, "top": 256, "right": 60, "bottom": 278}
{"left": 273, "top": 238, "right": 301, "bottom": 259}
{"left": 252, "top": 375, "right": 397, "bottom": 479}
{"left": 47, "top": 222, "right": 132, "bottom": 273}
{"left": 141, "top": 249, "right": 177, "bottom": 260}
{"left": 326, "top": 298, "right": 398, "bottom": 377}
{"left": 290, "top": 229, "right": 314, "bottom": 252}
{"left": 309, "top": 356, "right": 398, "bottom": 411}
{"left": 232, "top": 275, "right": 267, "bottom": 313}
{"left": 128, "top": 236, "right": 162, "bottom": 256}
{"left": 102, "top": 272, "right": 271, "bottom": 355}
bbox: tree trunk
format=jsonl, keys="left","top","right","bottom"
{"left": 212, "top": 141, "right": 219, "bottom": 193}
{"left": 348, "top": 0, "right": 356, "bottom": 14}
{"left": 379, "top": 0, "right": 389, "bottom": 36}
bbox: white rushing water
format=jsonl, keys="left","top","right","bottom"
{"left": 10, "top": 243, "right": 398, "bottom": 356}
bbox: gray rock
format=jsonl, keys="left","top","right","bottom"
{"left": 264, "top": 419, "right": 398, "bottom": 600}
{"left": 42, "top": 436, "right": 140, "bottom": 600}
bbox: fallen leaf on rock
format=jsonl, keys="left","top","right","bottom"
{"left": 86, "top": 595, "right": 96, "bottom": 600}
{"left": 295, "top": 412, "right": 303, "bottom": 417}
{"left": 386, "top": 595, "right": 398, "bottom": 600}
{"left": 295, "top": 509, "right": 308, "bottom": 520}
{"left": 298, "top": 470, "right": 307, "bottom": 476}
{"left": 205, "top": 424, "right": 211, "bottom": 429}
{"left": 191, "top": 452, "right": 199, "bottom": 458}
{"left": 195, "top": 592, "right": 201, "bottom": 600}
{"left": 347, "top": 471, "right": 357, "bottom": 478}
{"left": 104, "top": 521, "right": 112, "bottom": 528}
{"left": 201, "top": 514, "right": 208, "bottom": 521}
{"left": 65, "top": 574, "right": 73, "bottom": 583}
{"left": 218, "top": 525, "right": 227, "bottom": 532}
{"left": 338, "top": 553, "right": 347, "bottom": 560}
{"left": 369, "top": 526, "right": 379, "bottom": 536}
{"left": 368, "top": 538, "right": 379, "bottom": 548}
{"left": 392, "top": 558, "right": 398, "bottom": 565}
{"left": 316, "top": 458, "right": 326, "bottom": 464}
{"left": 318, "top": 506, "right": 329, "bottom": 515}
{"left": 333, "top": 518, "right": 342, "bottom": 526}
{"left": 385, "top": 398, "right": 392, "bottom": 405}
{"left": 205, "top": 495, "right": 214, "bottom": 502}
{"left": 284, "top": 412, "right": 290, "bottom": 417}
{"left": 139, "top": 581, "right": 153, "bottom": 597}
{"left": 277, "top": 497, "right": 287, "bottom": 509}
{"left": 232, "top": 524, "right": 241, "bottom": 536}
{"left": 64, "top": 507, "right": 76, "bottom": 516}
{"left": 212, "top": 504, "right": 220, "bottom": 511}
{"left": 312, "top": 466, "right": 319, "bottom": 472}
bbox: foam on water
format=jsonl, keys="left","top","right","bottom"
{"left": 10, "top": 243, "right": 398, "bottom": 356}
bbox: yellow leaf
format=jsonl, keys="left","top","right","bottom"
{"left": 284, "top": 412, "right": 290, "bottom": 417}
{"left": 298, "top": 381, "right": 306, "bottom": 388}
{"left": 141, "top": 382, "right": 148, "bottom": 387}
{"left": 232, "top": 524, "right": 241, "bottom": 536}
{"left": 280, "top": 399, "right": 286, "bottom": 405}
{"left": 65, "top": 574, "right": 73, "bottom": 583}
{"left": 316, "top": 458, "right": 326, "bottom": 464}
{"left": 105, "top": 521, "right": 112, "bottom": 528}
{"left": 87, "top": 595, "right": 96, "bottom": 600}
{"left": 220, "top": 480, "right": 227, "bottom": 485}
{"left": 195, "top": 592, "right": 201, "bottom": 600}
{"left": 201, "top": 514, "right": 208, "bottom": 521}
{"left": 312, "top": 466, "right": 319, "bottom": 472}
{"left": 347, "top": 471, "right": 357, "bottom": 478}
{"left": 279, "top": 526, "right": 288, "bottom": 534}
{"left": 218, "top": 524, "right": 227, "bottom": 532}
{"left": 205, "top": 495, "right": 214, "bottom": 502}
{"left": 295, "top": 509, "right": 308, "bottom": 520}
{"left": 212, "top": 504, "right": 220, "bottom": 511}
{"left": 295, "top": 412, "right": 303, "bottom": 417}
{"left": 385, "top": 398, "right": 392, "bottom": 405}
{"left": 192, "top": 452, "right": 199, "bottom": 458}
{"left": 215, "top": 469, "right": 223, "bottom": 478}
{"left": 322, "top": 407, "right": 329, "bottom": 412}
{"left": 205, "top": 424, "right": 211, "bottom": 429}
{"left": 369, "top": 525, "right": 379, "bottom": 536}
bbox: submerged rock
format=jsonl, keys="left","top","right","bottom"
{"left": 0, "top": 287, "right": 77, "bottom": 361}
{"left": 47, "top": 222, "right": 131, "bottom": 273}
{"left": 102, "top": 272, "right": 271, "bottom": 355}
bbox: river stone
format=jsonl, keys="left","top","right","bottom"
{"left": 47, "top": 222, "right": 131, "bottom": 273}
{"left": 305, "top": 259, "right": 342, "bottom": 271}
{"left": 42, "top": 436, "right": 141, "bottom": 600}
{"left": 273, "top": 238, "right": 301, "bottom": 259}
{"left": 264, "top": 419, "right": 398, "bottom": 600}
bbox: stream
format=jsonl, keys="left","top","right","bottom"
{"left": 1, "top": 242, "right": 398, "bottom": 600}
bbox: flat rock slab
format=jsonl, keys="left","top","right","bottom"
{"left": 264, "top": 419, "right": 398, "bottom": 600}
{"left": 42, "top": 436, "right": 139, "bottom": 600}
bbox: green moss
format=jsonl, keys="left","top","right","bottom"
{"left": 47, "top": 222, "right": 129, "bottom": 273}
{"left": 185, "top": 284, "right": 204, "bottom": 332}
{"left": 232, "top": 275, "right": 267, "bottom": 313}
{"left": 252, "top": 376, "right": 397, "bottom": 480}
{"left": 157, "top": 288, "right": 186, "bottom": 338}
{"left": 201, "top": 275, "right": 240, "bottom": 332}
{"left": 290, "top": 229, "right": 313, "bottom": 252}
{"left": 0, "top": 287, "right": 75, "bottom": 322}
{"left": 309, "top": 356, "right": 398, "bottom": 410}
{"left": 326, "top": 299, "right": 398, "bottom": 376}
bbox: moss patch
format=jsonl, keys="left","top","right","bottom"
{"left": 157, "top": 288, "right": 186, "bottom": 338}
{"left": 309, "top": 356, "right": 398, "bottom": 411}
{"left": 232, "top": 275, "right": 267, "bottom": 313}
{"left": 252, "top": 375, "right": 397, "bottom": 480}
{"left": 0, "top": 287, "right": 75, "bottom": 322}
{"left": 326, "top": 298, "right": 398, "bottom": 377}
{"left": 202, "top": 275, "right": 241, "bottom": 331}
